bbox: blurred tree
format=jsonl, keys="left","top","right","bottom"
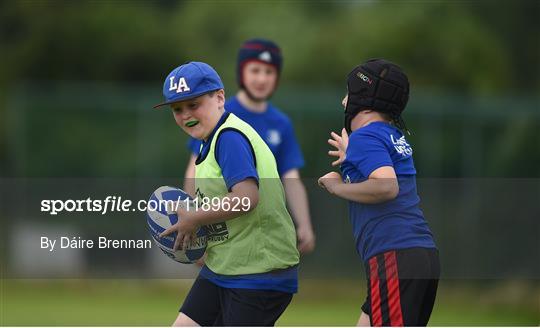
{"left": 1, "top": 0, "right": 538, "bottom": 178}
{"left": 1, "top": 1, "right": 537, "bottom": 94}
{"left": 467, "top": 0, "right": 540, "bottom": 93}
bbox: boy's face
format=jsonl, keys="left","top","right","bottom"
{"left": 242, "top": 61, "right": 278, "bottom": 101}
{"left": 170, "top": 90, "right": 225, "bottom": 140}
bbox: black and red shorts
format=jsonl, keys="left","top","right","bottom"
{"left": 361, "top": 247, "right": 440, "bottom": 326}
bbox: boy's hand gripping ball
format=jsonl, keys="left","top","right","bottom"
{"left": 146, "top": 186, "right": 207, "bottom": 264}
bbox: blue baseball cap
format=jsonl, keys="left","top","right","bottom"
{"left": 153, "top": 61, "right": 224, "bottom": 109}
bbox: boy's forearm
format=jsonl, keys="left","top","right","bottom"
{"left": 286, "top": 186, "right": 312, "bottom": 229}
{"left": 189, "top": 181, "right": 259, "bottom": 226}
{"left": 331, "top": 179, "right": 398, "bottom": 204}
{"left": 190, "top": 202, "right": 245, "bottom": 226}
{"left": 282, "top": 174, "right": 312, "bottom": 230}
{"left": 183, "top": 155, "right": 197, "bottom": 198}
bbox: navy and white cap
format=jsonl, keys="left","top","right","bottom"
{"left": 154, "top": 61, "right": 224, "bottom": 108}
{"left": 237, "top": 38, "right": 282, "bottom": 87}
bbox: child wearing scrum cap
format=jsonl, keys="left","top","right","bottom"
{"left": 319, "top": 59, "right": 440, "bottom": 326}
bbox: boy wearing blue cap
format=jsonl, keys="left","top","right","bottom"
{"left": 184, "top": 39, "right": 315, "bottom": 254}
{"left": 318, "top": 59, "right": 439, "bottom": 326}
{"left": 154, "top": 61, "right": 300, "bottom": 326}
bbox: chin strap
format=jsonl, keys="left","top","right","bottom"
{"left": 344, "top": 111, "right": 354, "bottom": 134}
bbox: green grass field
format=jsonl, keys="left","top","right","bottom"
{"left": 1, "top": 279, "right": 538, "bottom": 326}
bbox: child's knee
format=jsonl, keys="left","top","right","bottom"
{"left": 172, "top": 312, "right": 199, "bottom": 327}
{"left": 357, "top": 311, "right": 371, "bottom": 326}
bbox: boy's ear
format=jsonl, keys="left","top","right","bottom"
{"left": 216, "top": 89, "right": 225, "bottom": 105}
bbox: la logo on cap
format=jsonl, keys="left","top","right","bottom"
{"left": 169, "top": 76, "right": 191, "bottom": 93}
{"left": 259, "top": 51, "right": 271, "bottom": 62}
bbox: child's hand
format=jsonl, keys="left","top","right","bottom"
{"left": 159, "top": 206, "right": 200, "bottom": 251}
{"left": 296, "top": 224, "right": 316, "bottom": 254}
{"left": 318, "top": 171, "right": 343, "bottom": 194}
{"left": 328, "top": 128, "right": 349, "bottom": 166}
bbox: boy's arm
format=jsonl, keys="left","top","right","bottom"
{"left": 164, "top": 130, "right": 259, "bottom": 250}
{"left": 183, "top": 137, "right": 201, "bottom": 197}
{"left": 188, "top": 178, "right": 259, "bottom": 225}
{"left": 161, "top": 178, "right": 259, "bottom": 250}
{"left": 183, "top": 154, "right": 197, "bottom": 197}
{"left": 282, "top": 169, "right": 315, "bottom": 254}
{"left": 276, "top": 120, "right": 314, "bottom": 253}
{"left": 319, "top": 166, "right": 399, "bottom": 204}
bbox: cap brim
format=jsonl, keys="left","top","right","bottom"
{"left": 153, "top": 100, "right": 178, "bottom": 109}
{"left": 153, "top": 88, "right": 222, "bottom": 109}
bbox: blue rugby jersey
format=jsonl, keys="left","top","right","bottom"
{"left": 196, "top": 112, "right": 259, "bottom": 191}
{"left": 340, "top": 121, "right": 436, "bottom": 262}
{"left": 189, "top": 96, "right": 304, "bottom": 176}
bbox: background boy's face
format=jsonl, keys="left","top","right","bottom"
{"left": 170, "top": 90, "right": 225, "bottom": 140}
{"left": 242, "top": 61, "right": 278, "bottom": 101}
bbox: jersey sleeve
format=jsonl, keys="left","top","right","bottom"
{"left": 346, "top": 131, "right": 393, "bottom": 178}
{"left": 215, "top": 130, "right": 259, "bottom": 191}
{"left": 275, "top": 120, "right": 305, "bottom": 175}
{"left": 187, "top": 137, "right": 202, "bottom": 155}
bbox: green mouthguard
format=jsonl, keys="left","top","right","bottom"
{"left": 185, "top": 120, "right": 199, "bottom": 127}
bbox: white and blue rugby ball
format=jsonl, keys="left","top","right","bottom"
{"left": 146, "top": 186, "right": 207, "bottom": 264}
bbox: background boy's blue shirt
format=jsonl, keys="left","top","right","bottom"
{"left": 189, "top": 96, "right": 304, "bottom": 175}
{"left": 340, "top": 122, "right": 436, "bottom": 261}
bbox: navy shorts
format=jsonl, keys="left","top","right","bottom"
{"left": 361, "top": 247, "right": 440, "bottom": 326}
{"left": 180, "top": 275, "right": 293, "bottom": 326}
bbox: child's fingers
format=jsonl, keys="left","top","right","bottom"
{"left": 342, "top": 128, "right": 349, "bottom": 144}
{"left": 184, "top": 233, "right": 196, "bottom": 250}
{"left": 330, "top": 131, "right": 341, "bottom": 141}
{"left": 328, "top": 138, "right": 339, "bottom": 148}
{"left": 182, "top": 235, "right": 190, "bottom": 251}
{"left": 331, "top": 159, "right": 342, "bottom": 166}
{"left": 330, "top": 132, "right": 347, "bottom": 151}
{"left": 174, "top": 233, "right": 184, "bottom": 251}
{"left": 328, "top": 150, "right": 340, "bottom": 157}
{"left": 159, "top": 226, "right": 175, "bottom": 238}
{"left": 183, "top": 233, "right": 197, "bottom": 250}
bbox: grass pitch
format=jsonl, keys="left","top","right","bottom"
{"left": 1, "top": 279, "right": 538, "bottom": 325}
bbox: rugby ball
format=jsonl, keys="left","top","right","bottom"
{"left": 146, "top": 186, "right": 206, "bottom": 263}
